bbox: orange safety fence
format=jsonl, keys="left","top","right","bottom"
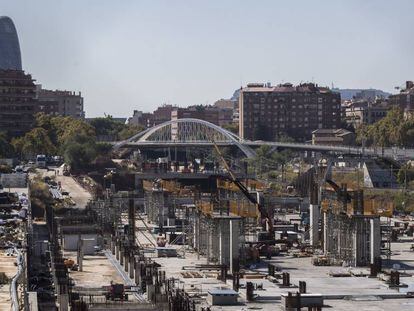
{"left": 321, "top": 198, "right": 394, "bottom": 217}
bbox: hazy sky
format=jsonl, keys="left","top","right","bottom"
{"left": 3, "top": 0, "right": 414, "bottom": 117}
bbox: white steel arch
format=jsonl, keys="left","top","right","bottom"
{"left": 113, "top": 118, "right": 256, "bottom": 158}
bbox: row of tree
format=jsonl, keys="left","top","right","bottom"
{"left": 0, "top": 114, "right": 144, "bottom": 170}
{"left": 356, "top": 108, "right": 414, "bottom": 148}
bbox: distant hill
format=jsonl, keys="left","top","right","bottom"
{"left": 333, "top": 88, "right": 391, "bottom": 101}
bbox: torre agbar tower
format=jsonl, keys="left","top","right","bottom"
{"left": 0, "top": 16, "right": 22, "bottom": 70}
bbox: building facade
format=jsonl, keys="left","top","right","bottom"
{"left": 239, "top": 83, "right": 341, "bottom": 141}
{"left": 171, "top": 106, "right": 219, "bottom": 124}
{"left": 344, "top": 100, "right": 389, "bottom": 128}
{"left": 36, "top": 88, "right": 85, "bottom": 118}
{"left": 0, "top": 70, "right": 37, "bottom": 136}
{"left": 127, "top": 110, "right": 154, "bottom": 128}
{"left": 153, "top": 104, "right": 175, "bottom": 125}
{"left": 0, "top": 16, "right": 22, "bottom": 70}
{"left": 312, "top": 128, "right": 355, "bottom": 146}
{"left": 389, "top": 81, "right": 414, "bottom": 116}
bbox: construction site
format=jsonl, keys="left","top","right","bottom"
{"left": 12, "top": 141, "right": 412, "bottom": 311}
{"left": 1, "top": 118, "right": 412, "bottom": 311}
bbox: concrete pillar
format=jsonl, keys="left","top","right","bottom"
{"left": 353, "top": 218, "right": 366, "bottom": 266}
{"left": 124, "top": 253, "right": 129, "bottom": 272}
{"left": 310, "top": 204, "right": 319, "bottom": 247}
{"left": 370, "top": 218, "right": 381, "bottom": 264}
{"left": 134, "top": 260, "right": 140, "bottom": 286}
{"left": 323, "top": 212, "right": 329, "bottom": 254}
{"left": 208, "top": 221, "right": 215, "bottom": 263}
{"left": 115, "top": 242, "right": 120, "bottom": 260}
{"left": 230, "top": 219, "right": 240, "bottom": 273}
{"left": 59, "top": 294, "right": 69, "bottom": 311}
{"left": 120, "top": 246, "right": 124, "bottom": 266}
{"left": 111, "top": 237, "right": 115, "bottom": 255}
{"left": 194, "top": 216, "right": 199, "bottom": 250}
{"left": 219, "top": 220, "right": 224, "bottom": 265}
{"left": 129, "top": 254, "right": 135, "bottom": 279}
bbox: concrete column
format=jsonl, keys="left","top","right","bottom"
{"left": 194, "top": 216, "right": 199, "bottom": 250}
{"left": 323, "top": 212, "right": 329, "bottom": 254}
{"left": 134, "top": 260, "right": 141, "bottom": 286}
{"left": 230, "top": 219, "right": 240, "bottom": 273}
{"left": 208, "top": 221, "right": 215, "bottom": 263}
{"left": 129, "top": 255, "right": 135, "bottom": 279}
{"left": 310, "top": 204, "right": 319, "bottom": 247}
{"left": 219, "top": 220, "right": 224, "bottom": 265}
{"left": 124, "top": 253, "right": 129, "bottom": 272}
{"left": 370, "top": 217, "right": 381, "bottom": 264}
{"left": 120, "top": 246, "right": 124, "bottom": 266}
{"left": 115, "top": 242, "right": 120, "bottom": 260}
{"left": 111, "top": 237, "right": 115, "bottom": 255}
{"left": 59, "top": 294, "right": 69, "bottom": 311}
{"left": 214, "top": 219, "right": 226, "bottom": 264}
{"left": 353, "top": 218, "right": 365, "bottom": 266}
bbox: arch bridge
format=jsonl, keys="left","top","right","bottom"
{"left": 113, "top": 118, "right": 256, "bottom": 158}
{"left": 113, "top": 118, "right": 414, "bottom": 159}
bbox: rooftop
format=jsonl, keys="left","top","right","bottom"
{"left": 242, "top": 82, "right": 335, "bottom": 94}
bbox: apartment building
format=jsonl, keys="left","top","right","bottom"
{"left": 389, "top": 81, "right": 414, "bottom": 117}
{"left": 344, "top": 100, "right": 389, "bottom": 128}
{"left": 36, "top": 88, "right": 84, "bottom": 118}
{"left": 0, "top": 69, "right": 37, "bottom": 136}
{"left": 239, "top": 82, "right": 341, "bottom": 141}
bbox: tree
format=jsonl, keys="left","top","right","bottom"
{"left": 271, "top": 149, "right": 292, "bottom": 182}
{"left": 222, "top": 123, "right": 239, "bottom": 135}
{"left": 118, "top": 124, "right": 144, "bottom": 140}
{"left": 56, "top": 119, "right": 96, "bottom": 147}
{"left": 12, "top": 128, "right": 56, "bottom": 159}
{"left": 89, "top": 116, "right": 125, "bottom": 137}
{"left": 0, "top": 132, "right": 14, "bottom": 158}
{"left": 30, "top": 177, "right": 54, "bottom": 218}
{"left": 357, "top": 108, "right": 414, "bottom": 148}
{"left": 63, "top": 140, "right": 97, "bottom": 170}
{"left": 397, "top": 164, "right": 414, "bottom": 188}
{"left": 252, "top": 145, "right": 273, "bottom": 175}
{"left": 275, "top": 133, "right": 295, "bottom": 143}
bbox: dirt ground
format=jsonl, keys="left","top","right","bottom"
{"left": 64, "top": 251, "right": 124, "bottom": 288}
{"left": 0, "top": 251, "right": 17, "bottom": 309}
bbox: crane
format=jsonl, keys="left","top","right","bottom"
{"left": 212, "top": 141, "right": 274, "bottom": 237}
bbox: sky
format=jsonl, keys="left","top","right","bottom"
{"left": 2, "top": 0, "right": 414, "bottom": 117}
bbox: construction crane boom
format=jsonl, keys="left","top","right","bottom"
{"left": 212, "top": 141, "right": 273, "bottom": 233}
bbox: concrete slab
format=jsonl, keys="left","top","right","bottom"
{"left": 64, "top": 251, "right": 124, "bottom": 288}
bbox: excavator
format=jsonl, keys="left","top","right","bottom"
{"left": 212, "top": 142, "right": 275, "bottom": 251}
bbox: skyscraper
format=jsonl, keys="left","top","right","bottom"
{"left": 0, "top": 16, "right": 22, "bottom": 70}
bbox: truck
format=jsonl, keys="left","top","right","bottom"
{"left": 36, "top": 154, "right": 47, "bottom": 168}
